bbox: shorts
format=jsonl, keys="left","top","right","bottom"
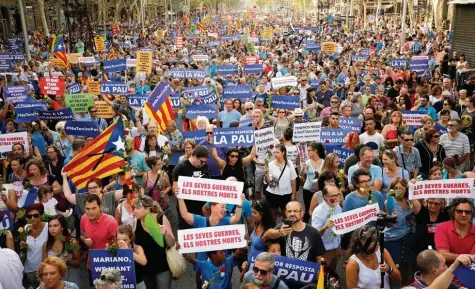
{"left": 254, "top": 169, "right": 265, "bottom": 193}
{"left": 265, "top": 191, "right": 291, "bottom": 210}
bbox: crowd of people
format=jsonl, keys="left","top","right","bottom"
{"left": 0, "top": 8, "right": 474, "bottom": 289}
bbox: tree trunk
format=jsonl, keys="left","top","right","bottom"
{"left": 36, "top": 0, "right": 50, "bottom": 37}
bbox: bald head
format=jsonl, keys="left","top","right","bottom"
{"left": 417, "top": 250, "right": 444, "bottom": 275}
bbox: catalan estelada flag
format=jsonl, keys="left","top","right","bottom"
{"left": 108, "top": 47, "right": 117, "bottom": 60}
{"left": 144, "top": 82, "right": 175, "bottom": 132}
{"left": 197, "top": 21, "right": 205, "bottom": 33}
{"left": 63, "top": 117, "right": 127, "bottom": 190}
{"left": 51, "top": 34, "right": 68, "bottom": 67}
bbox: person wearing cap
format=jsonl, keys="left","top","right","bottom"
{"left": 136, "top": 79, "right": 151, "bottom": 94}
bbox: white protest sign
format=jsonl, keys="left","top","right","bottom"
{"left": 192, "top": 55, "right": 209, "bottom": 62}
{"left": 208, "top": 32, "right": 218, "bottom": 38}
{"left": 79, "top": 57, "right": 96, "bottom": 64}
{"left": 254, "top": 127, "right": 275, "bottom": 162}
{"left": 271, "top": 76, "right": 298, "bottom": 89}
{"left": 330, "top": 203, "right": 379, "bottom": 235}
{"left": 402, "top": 111, "right": 427, "bottom": 126}
{"left": 126, "top": 58, "right": 137, "bottom": 67}
{"left": 177, "top": 176, "right": 244, "bottom": 205}
{"left": 292, "top": 122, "right": 321, "bottom": 142}
{"left": 0, "top": 132, "right": 28, "bottom": 153}
{"left": 178, "top": 224, "right": 247, "bottom": 254}
{"left": 409, "top": 178, "right": 475, "bottom": 200}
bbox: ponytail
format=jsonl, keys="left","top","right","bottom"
{"left": 151, "top": 201, "right": 164, "bottom": 215}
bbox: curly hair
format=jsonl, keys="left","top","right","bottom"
{"left": 37, "top": 256, "right": 67, "bottom": 280}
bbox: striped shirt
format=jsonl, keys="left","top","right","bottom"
{"left": 439, "top": 132, "right": 470, "bottom": 158}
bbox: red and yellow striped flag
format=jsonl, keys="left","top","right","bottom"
{"left": 63, "top": 117, "right": 127, "bottom": 190}
{"left": 197, "top": 21, "right": 205, "bottom": 33}
{"left": 144, "top": 82, "right": 175, "bottom": 132}
{"left": 108, "top": 47, "right": 117, "bottom": 60}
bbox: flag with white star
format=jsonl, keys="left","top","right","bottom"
{"left": 63, "top": 117, "right": 128, "bottom": 190}
{"left": 51, "top": 34, "right": 68, "bottom": 67}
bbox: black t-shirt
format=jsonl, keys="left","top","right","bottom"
{"left": 387, "top": 87, "right": 399, "bottom": 100}
{"left": 276, "top": 223, "right": 326, "bottom": 262}
{"left": 172, "top": 159, "right": 210, "bottom": 229}
{"left": 415, "top": 206, "right": 450, "bottom": 254}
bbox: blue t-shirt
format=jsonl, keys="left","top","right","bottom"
{"left": 218, "top": 110, "right": 242, "bottom": 128}
{"left": 343, "top": 191, "right": 385, "bottom": 212}
{"left": 198, "top": 140, "right": 227, "bottom": 177}
{"left": 418, "top": 106, "right": 437, "bottom": 121}
{"left": 129, "top": 151, "right": 150, "bottom": 186}
{"left": 194, "top": 256, "right": 237, "bottom": 289}
{"left": 347, "top": 164, "right": 383, "bottom": 187}
{"left": 31, "top": 131, "right": 47, "bottom": 156}
{"left": 204, "top": 201, "right": 252, "bottom": 224}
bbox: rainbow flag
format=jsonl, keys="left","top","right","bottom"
{"left": 144, "top": 82, "right": 175, "bottom": 132}
{"left": 51, "top": 34, "right": 68, "bottom": 67}
{"left": 63, "top": 117, "right": 127, "bottom": 190}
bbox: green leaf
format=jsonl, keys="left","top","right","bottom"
{"left": 144, "top": 213, "right": 164, "bottom": 247}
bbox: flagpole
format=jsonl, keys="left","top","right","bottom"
{"left": 17, "top": 0, "right": 31, "bottom": 61}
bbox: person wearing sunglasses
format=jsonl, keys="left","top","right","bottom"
{"left": 413, "top": 167, "right": 449, "bottom": 255}
{"left": 435, "top": 199, "right": 475, "bottom": 263}
{"left": 88, "top": 105, "right": 108, "bottom": 132}
{"left": 415, "top": 128, "right": 446, "bottom": 179}
{"left": 172, "top": 145, "right": 210, "bottom": 229}
{"left": 239, "top": 101, "right": 255, "bottom": 127}
{"left": 22, "top": 203, "right": 48, "bottom": 289}
{"left": 439, "top": 118, "right": 470, "bottom": 171}
{"left": 394, "top": 131, "right": 421, "bottom": 179}
{"left": 241, "top": 252, "right": 288, "bottom": 289}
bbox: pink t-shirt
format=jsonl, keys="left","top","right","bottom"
{"left": 80, "top": 212, "right": 118, "bottom": 268}
{"left": 434, "top": 220, "right": 475, "bottom": 255}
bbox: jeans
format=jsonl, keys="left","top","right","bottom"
{"left": 143, "top": 270, "right": 172, "bottom": 289}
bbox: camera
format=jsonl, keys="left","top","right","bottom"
{"left": 376, "top": 213, "right": 397, "bottom": 228}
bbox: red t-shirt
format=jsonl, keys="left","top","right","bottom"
{"left": 435, "top": 220, "right": 475, "bottom": 255}
{"left": 80, "top": 212, "right": 118, "bottom": 268}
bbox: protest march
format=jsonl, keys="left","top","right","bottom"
{"left": 0, "top": 2, "right": 475, "bottom": 289}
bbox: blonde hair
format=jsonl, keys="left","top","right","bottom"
{"left": 37, "top": 256, "right": 67, "bottom": 280}
{"left": 322, "top": 153, "right": 339, "bottom": 172}
{"left": 421, "top": 115, "right": 433, "bottom": 125}
{"left": 133, "top": 195, "right": 163, "bottom": 214}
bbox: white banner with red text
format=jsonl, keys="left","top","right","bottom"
{"left": 178, "top": 224, "right": 247, "bottom": 254}
{"left": 330, "top": 203, "right": 379, "bottom": 234}
{"left": 177, "top": 176, "right": 243, "bottom": 205}
{"left": 409, "top": 178, "right": 475, "bottom": 200}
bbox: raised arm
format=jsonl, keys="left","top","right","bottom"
{"left": 242, "top": 146, "right": 256, "bottom": 166}
{"left": 211, "top": 147, "right": 226, "bottom": 171}
{"left": 174, "top": 184, "right": 194, "bottom": 225}
{"left": 61, "top": 171, "right": 77, "bottom": 205}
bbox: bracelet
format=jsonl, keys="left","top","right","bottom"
{"left": 387, "top": 266, "right": 393, "bottom": 274}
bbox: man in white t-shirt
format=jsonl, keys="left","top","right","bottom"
{"left": 359, "top": 117, "right": 385, "bottom": 157}
{"left": 138, "top": 121, "right": 169, "bottom": 151}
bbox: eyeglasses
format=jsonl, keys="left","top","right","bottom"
{"left": 278, "top": 111, "right": 285, "bottom": 114}
{"left": 88, "top": 185, "right": 100, "bottom": 191}
{"left": 206, "top": 132, "right": 213, "bottom": 135}
{"left": 27, "top": 213, "right": 40, "bottom": 219}
{"left": 427, "top": 201, "right": 442, "bottom": 206}
{"left": 185, "top": 146, "right": 193, "bottom": 149}
{"left": 455, "top": 209, "right": 472, "bottom": 215}
{"left": 286, "top": 209, "right": 301, "bottom": 214}
{"left": 358, "top": 179, "right": 371, "bottom": 184}
{"left": 403, "top": 139, "right": 414, "bottom": 142}
{"left": 89, "top": 110, "right": 97, "bottom": 113}
{"left": 246, "top": 108, "right": 253, "bottom": 111}
{"left": 229, "top": 154, "right": 239, "bottom": 159}
{"left": 326, "top": 194, "right": 341, "bottom": 198}
{"left": 252, "top": 266, "right": 270, "bottom": 275}
{"left": 432, "top": 135, "right": 440, "bottom": 138}
{"left": 447, "top": 124, "right": 457, "bottom": 127}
